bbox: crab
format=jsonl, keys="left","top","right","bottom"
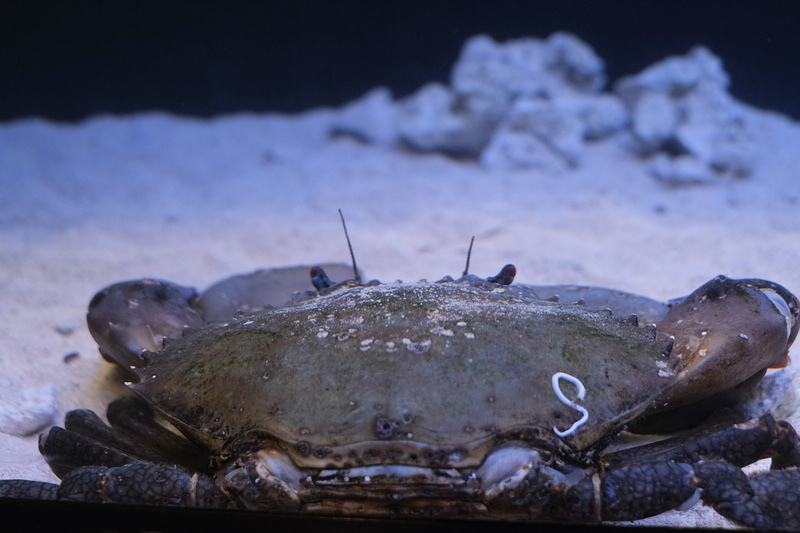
{"left": 1, "top": 255, "right": 800, "bottom": 529}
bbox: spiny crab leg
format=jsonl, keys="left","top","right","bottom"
{"left": 552, "top": 372, "right": 589, "bottom": 437}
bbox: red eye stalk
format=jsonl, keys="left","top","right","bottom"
{"left": 488, "top": 264, "right": 516, "bottom": 286}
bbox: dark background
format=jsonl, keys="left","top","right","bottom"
{"left": 3, "top": 0, "right": 800, "bottom": 122}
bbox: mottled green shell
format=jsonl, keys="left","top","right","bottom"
{"left": 131, "top": 279, "right": 675, "bottom": 468}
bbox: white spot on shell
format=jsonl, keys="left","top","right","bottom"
{"left": 464, "top": 332, "right": 475, "bottom": 339}
{"left": 656, "top": 360, "right": 674, "bottom": 377}
{"left": 243, "top": 320, "right": 254, "bottom": 325}
{"left": 402, "top": 338, "right": 431, "bottom": 353}
{"left": 456, "top": 321, "right": 467, "bottom": 327}
{"left": 426, "top": 308, "right": 445, "bottom": 320}
{"left": 359, "top": 338, "right": 373, "bottom": 351}
{"left": 317, "top": 330, "right": 329, "bottom": 338}
{"left": 740, "top": 333, "right": 749, "bottom": 340}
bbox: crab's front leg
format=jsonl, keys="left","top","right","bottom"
{"left": 693, "top": 462, "right": 800, "bottom": 530}
{"left": 474, "top": 445, "right": 699, "bottom": 522}
{"left": 86, "top": 264, "right": 358, "bottom": 370}
{"left": 482, "top": 414, "right": 800, "bottom": 526}
{"left": 86, "top": 279, "right": 204, "bottom": 369}
{"left": 598, "top": 414, "right": 800, "bottom": 528}
{"left": 0, "top": 456, "right": 227, "bottom": 508}
{"left": 56, "top": 463, "right": 227, "bottom": 508}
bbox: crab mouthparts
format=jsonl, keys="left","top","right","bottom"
{"left": 223, "top": 444, "right": 566, "bottom": 516}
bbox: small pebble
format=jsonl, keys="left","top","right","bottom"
{"left": 0, "top": 384, "right": 59, "bottom": 437}
{"left": 54, "top": 324, "right": 76, "bottom": 336}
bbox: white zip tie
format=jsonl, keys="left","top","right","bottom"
{"left": 552, "top": 372, "right": 589, "bottom": 437}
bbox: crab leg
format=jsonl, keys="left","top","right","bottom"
{"left": 56, "top": 464, "right": 226, "bottom": 507}
{"left": 0, "top": 479, "right": 58, "bottom": 500}
{"left": 693, "top": 463, "right": 800, "bottom": 530}
{"left": 595, "top": 414, "right": 800, "bottom": 526}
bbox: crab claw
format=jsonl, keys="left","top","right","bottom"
{"left": 740, "top": 278, "right": 800, "bottom": 349}
{"left": 194, "top": 264, "right": 356, "bottom": 321}
{"left": 656, "top": 276, "right": 799, "bottom": 409}
{"left": 87, "top": 279, "right": 205, "bottom": 370}
{"left": 487, "top": 264, "right": 516, "bottom": 286}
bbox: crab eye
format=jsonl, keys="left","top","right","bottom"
{"left": 310, "top": 266, "right": 335, "bottom": 290}
{"left": 487, "top": 264, "right": 516, "bottom": 286}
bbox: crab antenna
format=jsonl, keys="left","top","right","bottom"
{"left": 463, "top": 236, "right": 475, "bottom": 277}
{"left": 338, "top": 209, "right": 361, "bottom": 284}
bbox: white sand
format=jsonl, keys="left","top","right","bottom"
{"left": 0, "top": 103, "right": 798, "bottom": 528}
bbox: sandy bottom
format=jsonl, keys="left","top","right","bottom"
{"left": 0, "top": 105, "right": 799, "bottom": 528}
